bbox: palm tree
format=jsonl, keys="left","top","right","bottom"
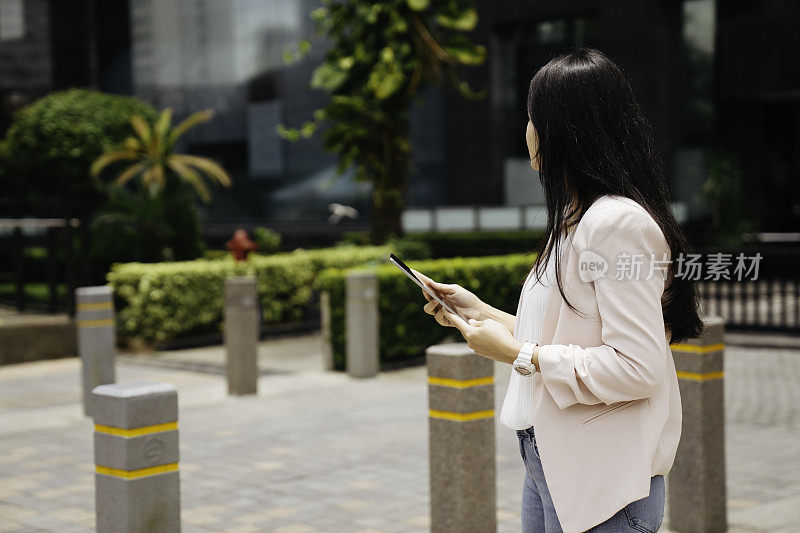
{"left": 91, "top": 108, "right": 232, "bottom": 202}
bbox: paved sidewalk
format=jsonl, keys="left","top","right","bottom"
{"left": 0, "top": 332, "right": 799, "bottom": 532}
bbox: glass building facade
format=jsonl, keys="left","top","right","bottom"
{"left": 126, "top": 0, "right": 446, "bottom": 230}
{"left": 0, "top": 0, "right": 798, "bottom": 234}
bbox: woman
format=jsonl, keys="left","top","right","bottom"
{"left": 414, "top": 48, "right": 703, "bottom": 532}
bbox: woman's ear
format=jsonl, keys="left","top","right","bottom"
{"left": 526, "top": 120, "right": 541, "bottom": 171}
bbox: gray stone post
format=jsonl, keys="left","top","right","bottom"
{"left": 224, "top": 276, "right": 258, "bottom": 395}
{"left": 92, "top": 381, "right": 180, "bottom": 533}
{"left": 345, "top": 271, "right": 379, "bottom": 378}
{"left": 668, "top": 315, "right": 726, "bottom": 532}
{"left": 77, "top": 286, "right": 116, "bottom": 417}
{"left": 427, "top": 343, "right": 496, "bottom": 533}
{"left": 320, "top": 290, "right": 334, "bottom": 371}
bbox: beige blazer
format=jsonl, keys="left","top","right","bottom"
{"left": 529, "top": 194, "right": 681, "bottom": 532}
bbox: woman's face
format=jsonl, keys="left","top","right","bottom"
{"left": 526, "top": 119, "right": 540, "bottom": 171}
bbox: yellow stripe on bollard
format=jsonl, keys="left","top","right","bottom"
{"left": 94, "top": 421, "right": 178, "bottom": 438}
{"left": 429, "top": 409, "right": 494, "bottom": 422}
{"left": 670, "top": 342, "right": 724, "bottom": 354}
{"left": 96, "top": 463, "right": 178, "bottom": 479}
{"left": 77, "top": 318, "right": 115, "bottom": 328}
{"left": 428, "top": 376, "right": 494, "bottom": 389}
{"left": 77, "top": 302, "right": 114, "bottom": 311}
{"left": 676, "top": 370, "right": 724, "bottom": 381}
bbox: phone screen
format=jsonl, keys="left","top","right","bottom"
{"left": 388, "top": 253, "right": 422, "bottom": 283}
{"left": 387, "top": 253, "right": 460, "bottom": 317}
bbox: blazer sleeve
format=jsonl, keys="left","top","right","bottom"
{"left": 537, "top": 206, "right": 670, "bottom": 409}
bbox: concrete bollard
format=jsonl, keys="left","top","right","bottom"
{"left": 92, "top": 381, "right": 180, "bottom": 533}
{"left": 345, "top": 271, "right": 379, "bottom": 378}
{"left": 668, "top": 315, "right": 727, "bottom": 532}
{"left": 77, "top": 286, "right": 116, "bottom": 417}
{"left": 224, "top": 276, "right": 259, "bottom": 395}
{"left": 320, "top": 290, "right": 334, "bottom": 371}
{"left": 426, "top": 342, "right": 496, "bottom": 533}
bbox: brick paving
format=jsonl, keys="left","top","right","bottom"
{"left": 0, "top": 332, "right": 799, "bottom": 532}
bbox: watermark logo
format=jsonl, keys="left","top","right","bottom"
{"left": 578, "top": 249, "right": 608, "bottom": 282}
{"left": 577, "top": 250, "right": 763, "bottom": 281}
{"left": 674, "top": 252, "right": 762, "bottom": 281}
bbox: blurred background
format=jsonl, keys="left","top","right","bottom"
{"left": 1, "top": 0, "right": 798, "bottom": 352}
{"left": 1, "top": 2, "right": 800, "bottom": 532}
{"left": 0, "top": 0, "right": 798, "bottom": 359}
{"left": 1, "top": 0, "right": 797, "bottom": 242}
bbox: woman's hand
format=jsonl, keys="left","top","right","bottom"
{"left": 442, "top": 310, "right": 523, "bottom": 365}
{"left": 411, "top": 269, "right": 485, "bottom": 327}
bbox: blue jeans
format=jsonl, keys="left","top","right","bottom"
{"left": 516, "top": 426, "right": 665, "bottom": 532}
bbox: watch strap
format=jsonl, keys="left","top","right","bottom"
{"left": 513, "top": 341, "right": 538, "bottom": 375}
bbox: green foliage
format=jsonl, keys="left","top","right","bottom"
{"left": 88, "top": 107, "right": 232, "bottom": 267}
{"left": 386, "top": 235, "right": 432, "bottom": 259}
{"left": 91, "top": 108, "right": 232, "bottom": 204}
{"left": 411, "top": 230, "right": 546, "bottom": 257}
{"left": 203, "top": 250, "right": 230, "bottom": 260}
{"left": 696, "top": 155, "right": 756, "bottom": 246}
{"left": 338, "top": 231, "right": 372, "bottom": 246}
{"left": 339, "top": 230, "right": 546, "bottom": 258}
{"left": 279, "top": 0, "right": 486, "bottom": 243}
{"left": 315, "top": 253, "right": 534, "bottom": 369}
{"left": 18, "top": 247, "right": 64, "bottom": 283}
{"left": 1, "top": 89, "right": 158, "bottom": 217}
{"left": 0, "top": 282, "right": 68, "bottom": 306}
{"left": 108, "top": 245, "right": 389, "bottom": 344}
{"left": 253, "top": 227, "right": 283, "bottom": 254}
{"left": 90, "top": 178, "right": 205, "bottom": 269}
{"left": 0, "top": 140, "right": 10, "bottom": 203}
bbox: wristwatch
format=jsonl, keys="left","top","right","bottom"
{"left": 513, "top": 341, "right": 539, "bottom": 376}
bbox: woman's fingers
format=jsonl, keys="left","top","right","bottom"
{"left": 411, "top": 268, "right": 455, "bottom": 296}
{"left": 411, "top": 268, "right": 432, "bottom": 284}
{"left": 411, "top": 270, "right": 435, "bottom": 301}
{"left": 429, "top": 281, "right": 455, "bottom": 295}
{"left": 423, "top": 300, "right": 440, "bottom": 315}
{"left": 443, "top": 309, "right": 474, "bottom": 336}
{"left": 434, "top": 308, "right": 452, "bottom": 327}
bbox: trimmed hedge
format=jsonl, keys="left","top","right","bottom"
{"left": 108, "top": 245, "right": 388, "bottom": 343}
{"left": 314, "top": 253, "right": 536, "bottom": 370}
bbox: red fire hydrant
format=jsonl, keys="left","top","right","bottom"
{"left": 226, "top": 229, "right": 258, "bottom": 262}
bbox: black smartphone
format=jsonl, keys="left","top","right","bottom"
{"left": 387, "top": 253, "right": 460, "bottom": 317}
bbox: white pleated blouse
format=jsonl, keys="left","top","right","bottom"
{"left": 500, "top": 231, "right": 574, "bottom": 430}
{"left": 512, "top": 232, "right": 571, "bottom": 344}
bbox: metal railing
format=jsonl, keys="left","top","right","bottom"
{"left": 0, "top": 218, "right": 79, "bottom": 316}
{"left": 694, "top": 246, "right": 800, "bottom": 332}
{"left": 699, "top": 278, "right": 799, "bottom": 331}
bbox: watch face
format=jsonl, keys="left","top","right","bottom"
{"left": 514, "top": 364, "right": 532, "bottom": 376}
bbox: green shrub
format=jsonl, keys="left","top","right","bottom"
{"left": 89, "top": 179, "right": 205, "bottom": 277}
{"left": 253, "top": 227, "right": 282, "bottom": 254}
{"left": 409, "top": 230, "right": 545, "bottom": 257}
{"left": 0, "top": 89, "right": 201, "bottom": 283}
{"left": 338, "top": 230, "right": 545, "bottom": 258}
{"left": 108, "top": 245, "right": 389, "bottom": 343}
{"left": 338, "top": 231, "right": 371, "bottom": 246}
{"left": 386, "top": 236, "right": 432, "bottom": 259}
{"left": 203, "top": 250, "right": 230, "bottom": 260}
{"left": 315, "top": 253, "right": 535, "bottom": 370}
{"left": 21, "top": 247, "right": 63, "bottom": 282}
{"left": 1, "top": 89, "right": 158, "bottom": 218}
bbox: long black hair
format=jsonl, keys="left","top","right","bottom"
{"left": 526, "top": 48, "right": 703, "bottom": 344}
